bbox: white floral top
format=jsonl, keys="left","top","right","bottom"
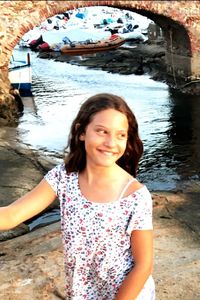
{"left": 45, "top": 163, "right": 155, "bottom": 300}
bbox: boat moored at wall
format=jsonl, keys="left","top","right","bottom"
{"left": 9, "top": 53, "right": 32, "bottom": 96}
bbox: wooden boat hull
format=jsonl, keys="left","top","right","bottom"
{"left": 60, "top": 35, "right": 125, "bottom": 55}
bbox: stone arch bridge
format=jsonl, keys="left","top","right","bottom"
{"left": 0, "top": 0, "right": 200, "bottom": 122}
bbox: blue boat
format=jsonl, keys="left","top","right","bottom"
{"left": 9, "top": 53, "right": 32, "bottom": 96}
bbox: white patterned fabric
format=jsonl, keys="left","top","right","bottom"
{"left": 45, "top": 163, "right": 155, "bottom": 300}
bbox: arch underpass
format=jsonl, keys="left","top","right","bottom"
{"left": 0, "top": 0, "right": 200, "bottom": 122}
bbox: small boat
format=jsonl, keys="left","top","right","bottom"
{"left": 60, "top": 34, "right": 125, "bottom": 55}
{"left": 107, "top": 25, "right": 148, "bottom": 43}
{"left": 118, "top": 30, "right": 148, "bottom": 43}
{"left": 9, "top": 53, "right": 32, "bottom": 96}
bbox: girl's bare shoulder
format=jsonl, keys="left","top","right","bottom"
{"left": 117, "top": 167, "right": 144, "bottom": 197}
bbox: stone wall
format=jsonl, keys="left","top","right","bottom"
{"left": 0, "top": 0, "right": 200, "bottom": 122}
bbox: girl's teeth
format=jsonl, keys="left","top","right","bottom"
{"left": 102, "top": 151, "right": 113, "bottom": 156}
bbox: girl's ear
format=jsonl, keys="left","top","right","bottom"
{"left": 75, "top": 123, "right": 85, "bottom": 141}
{"left": 79, "top": 133, "right": 85, "bottom": 141}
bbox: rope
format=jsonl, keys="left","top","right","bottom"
{"left": 180, "top": 79, "right": 200, "bottom": 89}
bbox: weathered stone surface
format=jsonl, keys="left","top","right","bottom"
{"left": 0, "top": 133, "right": 59, "bottom": 241}
{"left": 0, "top": 223, "right": 29, "bottom": 241}
{"left": 0, "top": 143, "right": 46, "bottom": 206}
{"left": 0, "top": 222, "right": 65, "bottom": 300}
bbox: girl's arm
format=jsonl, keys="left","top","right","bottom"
{"left": 0, "top": 179, "right": 57, "bottom": 231}
{"left": 115, "top": 229, "right": 153, "bottom": 300}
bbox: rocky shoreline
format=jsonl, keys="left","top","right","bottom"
{"left": 38, "top": 42, "right": 167, "bottom": 83}
{"left": 0, "top": 44, "right": 200, "bottom": 299}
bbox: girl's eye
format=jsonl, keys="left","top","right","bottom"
{"left": 96, "top": 129, "right": 107, "bottom": 135}
{"left": 118, "top": 133, "right": 127, "bottom": 139}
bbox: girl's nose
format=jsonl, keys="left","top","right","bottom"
{"left": 104, "top": 135, "right": 116, "bottom": 147}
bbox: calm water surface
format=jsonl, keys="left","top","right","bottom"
{"left": 14, "top": 49, "right": 200, "bottom": 192}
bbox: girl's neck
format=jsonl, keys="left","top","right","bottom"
{"left": 78, "top": 164, "right": 133, "bottom": 203}
{"left": 80, "top": 163, "right": 129, "bottom": 185}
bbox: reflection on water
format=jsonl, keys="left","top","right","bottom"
{"left": 14, "top": 49, "right": 200, "bottom": 192}
{"left": 141, "top": 89, "right": 200, "bottom": 191}
{"left": 166, "top": 90, "right": 200, "bottom": 188}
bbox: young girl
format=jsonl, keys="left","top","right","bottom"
{"left": 0, "top": 93, "right": 155, "bottom": 300}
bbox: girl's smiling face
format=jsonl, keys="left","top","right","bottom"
{"left": 80, "top": 109, "right": 129, "bottom": 168}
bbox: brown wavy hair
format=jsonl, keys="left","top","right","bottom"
{"left": 64, "top": 93, "right": 143, "bottom": 177}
